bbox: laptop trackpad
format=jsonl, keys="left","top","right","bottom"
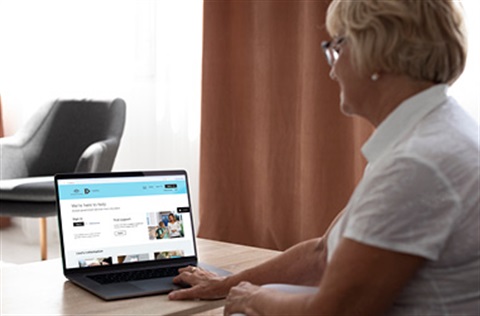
{"left": 133, "top": 277, "right": 179, "bottom": 293}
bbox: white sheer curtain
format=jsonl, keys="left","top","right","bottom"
{"left": 0, "top": 0, "right": 203, "bottom": 240}
{"left": 449, "top": 0, "right": 480, "bottom": 123}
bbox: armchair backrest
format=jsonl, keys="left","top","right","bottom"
{"left": 1, "top": 98, "right": 126, "bottom": 179}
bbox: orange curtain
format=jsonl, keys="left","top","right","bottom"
{"left": 198, "top": 0, "right": 373, "bottom": 251}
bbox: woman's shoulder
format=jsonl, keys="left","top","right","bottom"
{"left": 395, "top": 102, "right": 478, "bottom": 169}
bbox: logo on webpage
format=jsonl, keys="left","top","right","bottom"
{"left": 69, "top": 187, "right": 91, "bottom": 197}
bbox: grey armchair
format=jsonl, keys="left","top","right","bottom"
{"left": 0, "top": 98, "right": 126, "bottom": 260}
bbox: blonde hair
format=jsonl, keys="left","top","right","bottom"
{"left": 325, "top": 0, "right": 467, "bottom": 84}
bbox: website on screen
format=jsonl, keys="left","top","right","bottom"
{"left": 57, "top": 175, "right": 195, "bottom": 269}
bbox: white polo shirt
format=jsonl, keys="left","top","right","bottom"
{"left": 327, "top": 84, "right": 480, "bottom": 315}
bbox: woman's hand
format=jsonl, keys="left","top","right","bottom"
{"left": 224, "top": 282, "right": 262, "bottom": 316}
{"left": 168, "top": 266, "right": 229, "bottom": 300}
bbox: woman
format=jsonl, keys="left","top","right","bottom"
{"left": 167, "top": 213, "right": 182, "bottom": 238}
{"left": 169, "top": 1, "right": 479, "bottom": 315}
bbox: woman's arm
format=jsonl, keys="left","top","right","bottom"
{"left": 169, "top": 236, "right": 327, "bottom": 300}
{"left": 169, "top": 209, "right": 345, "bottom": 301}
{"left": 225, "top": 237, "right": 425, "bottom": 315}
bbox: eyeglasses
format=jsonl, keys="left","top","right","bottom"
{"left": 321, "top": 37, "right": 345, "bottom": 67}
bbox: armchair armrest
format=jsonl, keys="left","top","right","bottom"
{"left": 74, "top": 139, "right": 119, "bottom": 173}
{"left": 0, "top": 136, "right": 28, "bottom": 179}
{"left": 74, "top": 141, "right": 107, "bottom": 172}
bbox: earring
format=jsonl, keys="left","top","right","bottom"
{"left": 371, "top": 73, "right": 380, "bottom": 81}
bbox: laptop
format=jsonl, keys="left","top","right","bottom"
{"left": 55, "top": 169, "right": 230, "bottom": 300}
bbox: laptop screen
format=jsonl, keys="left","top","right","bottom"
{"left": 55, "top": 170, "right": 197, "bottom": 270}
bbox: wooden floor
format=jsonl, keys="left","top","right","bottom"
{"left": 0, "top": 217, "right": 60, "bottom": 265}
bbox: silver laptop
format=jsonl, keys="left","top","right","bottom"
{"left": 55, "top": 170, "right": 230, "bottom": 300}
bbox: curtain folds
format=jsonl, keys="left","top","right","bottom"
{"left": 198, "top": 0, "right": 373, "bottom": 251}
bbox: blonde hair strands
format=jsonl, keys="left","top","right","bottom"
{"left": 326, "top": 0, "right": 467, "bottom": 84}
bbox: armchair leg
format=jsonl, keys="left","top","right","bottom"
{"left": 39, "top": 218, "right": 47, "bottom": 260}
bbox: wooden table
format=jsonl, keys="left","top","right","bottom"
{"left": 1, "top": 238, "right": 280, "bottom": 316}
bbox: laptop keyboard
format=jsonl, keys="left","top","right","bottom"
{"left": 88, "top": 266, "right": 184, "bottom": 284}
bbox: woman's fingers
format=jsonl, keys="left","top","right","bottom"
{"left": 169, "top": 266, "right": 228, "bottom": 300}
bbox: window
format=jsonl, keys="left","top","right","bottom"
{"left": 449, "top": 0, "right": 480, "bottom": 123}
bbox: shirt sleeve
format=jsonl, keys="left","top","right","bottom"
{"left": 343, "top": 155, "right": 462, "bottom": 261}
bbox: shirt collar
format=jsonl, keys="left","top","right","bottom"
{"left": 362, "top": 84, "right": 449, "bottom": 163}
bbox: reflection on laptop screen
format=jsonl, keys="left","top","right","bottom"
{"left": 57, "top": 173, "right": 195, "bottom": 270}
